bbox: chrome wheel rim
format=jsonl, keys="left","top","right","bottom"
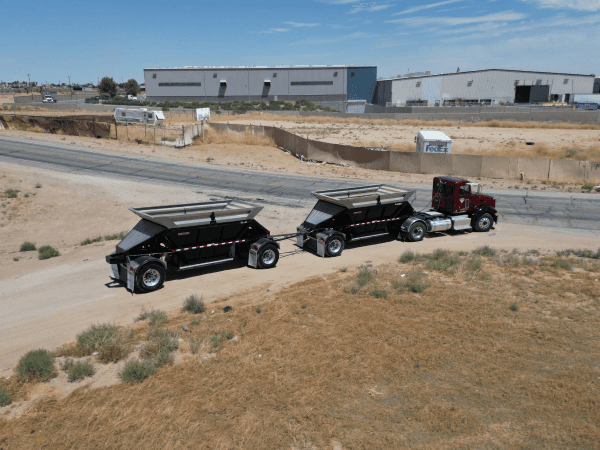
{"left": 328, "top": 239, "right": 342, "bottom": 254}
{"left": 479, "top": 216, "right": 491, "bottom": 229}
{"left": 142, "top": 268, "right": 161, "bottom": 287}
{"left": 411, "top": 226, "right": 424, "bottom": 240}
{"left": 262, "top": 249, "right": 276, "bottom": 265}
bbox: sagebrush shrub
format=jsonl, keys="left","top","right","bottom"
{"left": 16, "top": 349, "right": 55, "bottom": 381}
{"left": 38, "top": 245, "right": 59, "bottom": 260}
{"left": 20, "top": 241, "right": 36, "bottom": 252}
{"left": 119, "top": 359, "right": 156, "bottom": 383}
{"left": 182, "top": 294, "right": 206, "bottom": 314}
{"left": 0, "top": 388, "right": 11, "bottom": 406}
{"left": 68, "top": 361, "right": 95, "bottom": 382}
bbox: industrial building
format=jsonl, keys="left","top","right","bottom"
{"left": 376, "top": 69, "right": 597, "bottom": 106}
{"left": 144, "top": 65, "right": 377, "bottom": 111}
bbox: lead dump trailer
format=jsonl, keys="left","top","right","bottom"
{"left": 296, "top": 185, "right": 416, "bottom": 257}
{"left": 296, "top": 178, "right": 497, "bottom": 257}
{"left": 106, "top": 200, "right": 280, "bottom": 293}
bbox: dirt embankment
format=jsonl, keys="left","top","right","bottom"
{"left": 1, "top": 247, "right": 599, "bottom": 449}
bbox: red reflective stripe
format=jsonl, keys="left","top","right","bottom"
{"left": 171, "top": 239, "right": 246, "bottom": 253}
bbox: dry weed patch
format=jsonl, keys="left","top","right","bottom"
{"left": 1, "top": 250, "right": 599, "bottom": 448}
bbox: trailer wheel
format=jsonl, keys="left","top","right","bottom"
{"left": 257, "top": 244, "right": 279, "bottom": 269}
{"left": 473, "top": 213, "right": 493, "bottom": 232}
{"left": 326, "top": 235, "right": 345, "bottom": 257}
{"left": 136, "top": 263, "right": 166, "bottom": 292}
{"left": 408, "top": 222, "right": 426, "bottom": 242}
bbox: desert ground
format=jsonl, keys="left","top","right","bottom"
{"left": 1, "top": 111, "right": 599, "bottom": 448}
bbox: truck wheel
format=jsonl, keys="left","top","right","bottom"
{"left": 408, "top": 222, "right": 426, "bottom": 242}
{"left": 136, "top": 263, "right": 166, "bottom": 292}
{"left": 326, "top": 235, "right": 345, "bottom": 257}
{"left": 257, "top": 244, "right": 279, "bottom": 269}
{"left": 474, "top": 213, "right": 493, "bottom": 232}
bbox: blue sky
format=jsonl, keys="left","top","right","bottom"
{"left": 2, "top": 0, "right": 599, "bottom": 85}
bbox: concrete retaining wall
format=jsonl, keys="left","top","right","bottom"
{"left": 208, "top": 122, "right": 600, "bottom": 183}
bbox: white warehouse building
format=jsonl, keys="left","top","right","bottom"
{"left": 376, "top": 69, "right": 596, "bottom": 106}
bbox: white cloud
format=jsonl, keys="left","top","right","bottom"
{"left": 391, "top": 0, "right": 464, "bottom": 15}
{"left": 283, "top": 22, "right": 321, "bottom": 27}
{"left": 329, "top": 23, "right": 356, "bottom": 28}
{"left": 314, "top": 0, "right": 356, "bottom": 3}
{"left": 385, "top": 11, "right": 527, "bottom": 26}
{"left": 524, "top": 0, "right": 600, "bottom": 11}
{"left": 348, "top": 4, "right": 394, "bottom": 14}
{"left": 260, "top": 28, "right": 290, "bottom": 33}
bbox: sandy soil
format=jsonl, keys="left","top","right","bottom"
{"left": 1, "top": 160, "right": 599, "bottom": 380}
{"left": 221, "top": 117, "right": 600, "bottom": 160}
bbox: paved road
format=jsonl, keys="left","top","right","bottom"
{"left": 1, "top": 135, "right": 599, "bottom": 231}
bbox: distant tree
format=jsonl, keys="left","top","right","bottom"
{"left": 98, "top": 77, "right": 117, "bottom": 97}
{"left": 124, "top": 79, "right": 139, "bottom": 96}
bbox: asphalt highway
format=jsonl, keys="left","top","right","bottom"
{"left": 1, "top": 135, "right": 599, "bottom": 231}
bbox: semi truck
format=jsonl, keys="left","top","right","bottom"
{"left": 296, "top": 176, "right": 497, "bottom": 257}
{"left": 107, "top": 176, "right": 497, "bottom": 292}
{"left": 105, "top": 200, "right": 281, "bottom": 293}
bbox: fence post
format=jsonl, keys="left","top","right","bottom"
{"left": 154, "top": 126, "right": 156, "bottom": 143}
{"left": 126, "top": 123, "right": 128, "bottom": 140}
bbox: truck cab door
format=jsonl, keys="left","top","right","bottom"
{"left": 457, "top": 184, "right": 471, "bottom": 213}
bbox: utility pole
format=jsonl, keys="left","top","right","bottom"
{"left": 68, "top": 76, "right": 71, "bottom": 86}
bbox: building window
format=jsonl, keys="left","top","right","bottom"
{"left": 264, "top": 81, "right": 271, "bottom": 87}
{"left": 290, "top": 81, "right": 334, "bottom": 86}
{"left": 121, "top": 112, "right": 126, "bottom": 116}
{"left": 158, "top": 82, "right": 201, "bottom": 86}
{"left": 514, "top": 80, "right": 520, "bottom": 86}
{"left": 535, "top": 79, "right": 542, "bottom": 85}
{"left": 152, "top": 74, "right": 157, "bottom": 79}
{"left": 467, "top": 80, "right": 473, "bottom": 87}
{"left": 213, "top": 73, "right": 217, "bottom": 78}
{"left": 350, "top": 72, "right": 355, "bottom": 77}
{"left": 563, "top": 78, "right": 569, "bottom": 84}
{"left": 333, "top": 71, "right": 338, "bottom": 77}
{"left": 220, "top": 81, "right": 227, "bottom": 87}
{"left": 273, "top": 73, "right": 277, "bottom": 78}
{"left": 416, "top": 81, "right": 422, "bottom": 87}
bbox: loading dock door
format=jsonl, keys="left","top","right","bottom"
{"left": 530, "top": 85, "right": 550, "bottom": 103}
{"left": 514, "top": 86, "right": 531, "bottom": 103}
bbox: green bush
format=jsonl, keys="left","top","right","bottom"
{"left": 148, "top": 310, "right": 168, "bottom": 327}
{"left": 255, "top": 306, "right": 262, "bottom": 313}
{"left": 356, "top": 267, "right": 373, "bottom": 288}
{"left": 399, "top": 270, "right": 428, "bottom": 293}
{"left": 399, "top": 250, "right": 416, "bottom": 263}
{"left": 16, "top": 349, "right": 55, "bottom": 381}
{"left": 189, "top": 337, "right": 203, "bottom": 354}
{"left": 465, "top": 257, "right": 482, "bottom": 272}
{"left": 35, "top": 183, "right": 42, "bottom": 188}
{"left": 0, "top": 387, "right": 11, "bottom": 407}
{"left": 20, "top": 241, "right": 36, "bottom": 252}
{"left": 509, "top": 302, "right": 519, "bottom": 312}
{"left": 582, "top": 183, "right": 593, "bottom": 192}
{"left": 61, "top": 358, "right": 75, "bottom": 372}
{"left": 80, "top": 236, "right": 102, "bottom": 246}
{"left": 76, "top": 324, "right": 125, "bottom": 363}
{"left": 67, "top": 361, "right": 95, "bottom": 382}
{"left": 119, "top": 359, "right": 156, "bottom": 383}
{"left": 141, "top": 328, "right": 179, "bottom": 366}
{"left": 553, "top": 259, "right": 573, "bottom": 270}
{"left": 426, "top": 249, "right": 460, "bottom": 271}
{"left": 369, "top": 289, "right": 388, "bottom": 298}
{"left": 472, "top": 246, "right": 496, "bottom": 257}
{"left": 4, "top": 189, "right": 19, "bottom": 198}
{"left": 162, "top": 106, "right": 170, "bottom": 111}
{"left": 38, "top": 245, "right": 59, "bottom": 260}
{"left": 104, "top": 231, "right": 126, "bottom": 241}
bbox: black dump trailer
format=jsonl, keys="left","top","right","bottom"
{"left": 296, "top": 185, "right": 416, "bottom": 257}
{"left": 106, "top": 200, "right": 280, "bottom": 293}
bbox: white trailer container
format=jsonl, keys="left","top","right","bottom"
{"left": 114, "top": 108, "right": 165, "bottom": 126}
{"left": 415, "top": 130, "right": 452, "bottom": 154}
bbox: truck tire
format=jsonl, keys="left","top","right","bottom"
{"left": 407, "top": 222, "right": 426, "bottom": 242}
{"left": 136, "top": 262, "right": 166, "bottom": 292}
{"left": 325, "top": 235, "right": 345, "bottom": 257}
{"left": 257, "top": 244, "right": 279, "bottom": 269}
{"left": 473, "top": 213, "right": 493, "bottom": 232}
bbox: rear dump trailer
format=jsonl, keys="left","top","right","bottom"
{"left": 296, "top": 179, "right": 497, "bottom": 257}
{"left": 105, "top": 200, "right": 280, "bottom": 293}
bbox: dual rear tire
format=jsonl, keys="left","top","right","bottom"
{"left": 257, "top": 244, "right": 279, "bottom": 269}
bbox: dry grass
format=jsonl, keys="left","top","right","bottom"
{"left": 192, "top": 127, "right": 275, "bottom": 147}
{"left": 1, "top": 250, "right": 599, "bottom": 449}
{"left": 212, "top": 112, "right": 600, "bottom": 131}
{"left": 488, "top": 142, "right": 600, "bottom": 161}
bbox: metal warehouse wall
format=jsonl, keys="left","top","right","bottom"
{"left": 384, "top": 70, "right": 595, "bottom": 105}
{"left": 144, "top": 67, "right": 375, "bottom": 104}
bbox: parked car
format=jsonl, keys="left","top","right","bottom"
{"left": 85, "top": 96, "right": 101, "bottom": 103}
{"left": 127, "top": 95, "right": 138, "bottom": 101}
{"left": 42, "top": 96, "right": 55, "bottom": 103}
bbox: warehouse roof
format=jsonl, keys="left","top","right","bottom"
{"left": 144, "top": 65, "right": 376, "bottom": 71}
{"left": 378, "top": 68, "right": 596, "bottom": 81}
